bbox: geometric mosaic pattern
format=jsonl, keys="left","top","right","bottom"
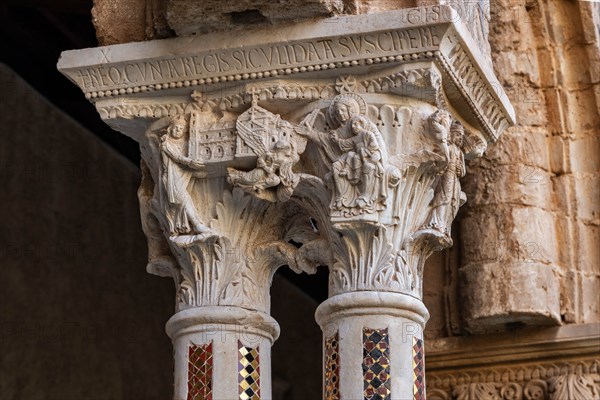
{"left": 324, "top": 332, "right": 341, "bottom": 400}
{"left": 238, "top": 342, "right": 260, "bottom": 400}
{"left": 187, "top": 342, "right": 213, "bottom": 400}
{"left": 363, "top": 328, "right": 391, "bottom": 400}
{"left": 412, "top": 337, "right": 425, "bottom": 400}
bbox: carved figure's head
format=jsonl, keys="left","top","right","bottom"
{"left": 428, "top": 109, "right": 452, "bottom": 141}
{"left": 168, "top": 115, "right": 188, "bottom": 139}
{"left": 430, "top": 110, "right": 451, "bottom": 130}
{"left": 450, "top": 120, "right": 464, "bottom": 147}
{"left": 332, "top": 97, "right": 360, "bottom": 124}
{"left": 350, "top": 115, "right": 371, "bottom": 135}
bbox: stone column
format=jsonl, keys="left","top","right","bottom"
{"left": 317, "top": 292, "right": 429, "bottom": 399}
{"left": 166, "top": 307, "right": 277, "bottom": 400}
{"left": 58, "top": 6, "right": 514, "bottom": 399}
{"left": 305, "top": 94, "right": 500, "bottom": 399}
{"left": 137, "top": 156, "right": 300, "bottom": 400}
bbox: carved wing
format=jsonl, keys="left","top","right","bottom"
{"left": 236, "top": 118, "right": 268, "bottom": 156}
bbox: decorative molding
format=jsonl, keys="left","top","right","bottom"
{"left": 437, "top": 36, "right": 511, "bottom": 141}
{"left": 428, "top": 364, "right": 600, "bottom": 400}
{"left": 188, "top": 342, "right": 213, "bottom": 400}
{"left": 324, "top": 332, "right": 341, "bottom": 400}
{"left": 363, "top": 327, "right": 391, "bottom": 400}
{"left": 94, "top": 67, "right": 441, "bottom": 125}
{"left": 426, "top": 325, "right": 600, "bottom": 400}
{"left": 58, "top": 6, "right": 515, "bottom": 143}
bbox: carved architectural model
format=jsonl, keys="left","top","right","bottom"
{"left": 58, "top": 6, "right": 516, "bottom": 399}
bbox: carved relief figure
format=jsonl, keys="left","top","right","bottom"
{"left": 332, "top": 115, "right": 387, "bottom": 212}
{"left": 428, "top": 120, "right": 466, "bottom": 234}
{"left": 227, "top": 103, "right": 309, "bottom": 202}
{"left": 297, "top": 93, "right": 390, "bottom": 216}
{"left": 159, "top": 115, "right": 209, "bottom": 236}
{"left": 428, "top": 109, "right": 452, "bottom": 161}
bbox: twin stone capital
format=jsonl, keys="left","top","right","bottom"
{"left": 58, "top": 6, "right": 515, "bottom": 314}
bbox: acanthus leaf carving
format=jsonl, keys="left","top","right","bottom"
{"left": 139, "top": 105, "right": 323, "bottom": 313}
{"left": 429, "top": 360, "right": 600, "bottom": 400}
{"left": 548, "top": 373, "right": 600, "bottom": 400}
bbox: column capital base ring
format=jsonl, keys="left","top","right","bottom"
{"left": 315, "top": 291, "right": 430, "bottom": 329}
{"left": 166, "top": 306, "right": 280, "bottom": 342}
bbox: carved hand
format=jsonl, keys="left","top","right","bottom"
{"left": 294, "top": 126, "right": 311, "bottom": 136}
{"left": 188, "top": 159, "right": 205, "bottom": 169}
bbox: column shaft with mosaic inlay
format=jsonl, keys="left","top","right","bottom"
{"left": 58, "top": 5, "right": 514, "bottom": 399}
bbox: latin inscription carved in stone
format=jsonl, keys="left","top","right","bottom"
{"left": 74, "top": 27, "right": 442, "bottom": 91}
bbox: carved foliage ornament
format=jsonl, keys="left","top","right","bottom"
{"left": 428, "top": 360, "right": 600, "bottom": 400}
{"left": 139, "top": 109, "right": 318, "bottom": 313}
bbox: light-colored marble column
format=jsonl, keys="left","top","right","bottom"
{"left": 317, "top": 292, "right": 429, "bottom": 399}
{"left": 166, "top": 307, "right": 277, "bottom": 400}
{"left": 57, "top": 6, "right": 514, "bottom": 399}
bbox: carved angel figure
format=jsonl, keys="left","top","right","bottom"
{"left": 159, "top": 115, "right": 210, "bottom": 235}
{"left": 227, "top": 104, "right": 307, "bottom": 202}
{"left": 428, "top": 120, "right": 466, "bottom": 234}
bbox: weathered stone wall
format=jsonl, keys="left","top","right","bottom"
{"left": 458, "top": 0, "right": 600, "bottom": 334}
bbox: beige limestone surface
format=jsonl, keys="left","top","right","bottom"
{"left": 458, "top": 0, "right": 600, "bottom": 334}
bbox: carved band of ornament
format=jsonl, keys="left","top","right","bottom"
{"left": 96, "top": 68, "right": 440, "bottom": 121}
{"left": 74, "top": 24, "right": 447, "bottom": 99}
{"left": 436, "top": 39, "right": 510, "bottom": 141}
{"left": 98, "top": 102, "right": 189, "bottom": 120}
{"left": 427, "top": 360, "right": 600, "bottom": 400}
{"left": 428, "top": 375, "right": 600, "bottom": 400}
{"left": 84, "top": 51, "right": 440, "bottom": 100}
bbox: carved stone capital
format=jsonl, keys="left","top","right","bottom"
{"left": 58, "top": 7, "right": 516, "bottom": 399}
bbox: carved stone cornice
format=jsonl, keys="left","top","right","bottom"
{"left": 426, "top": 324, "right": 600, "bottom": 400}
{"left": 58, "top": 5, "right": 515, "bottom": 143}
{"left": 428, "top": 361, "right": 600, "bottom": 400}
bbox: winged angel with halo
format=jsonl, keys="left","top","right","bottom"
{"left": 227, "top": 103, "right": 318, "bottom": 202}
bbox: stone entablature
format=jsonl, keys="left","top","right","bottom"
{"left": 58, "top": 6, "right": 515, "bottom": 143}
